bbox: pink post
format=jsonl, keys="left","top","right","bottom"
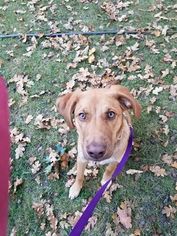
{"left": 0, "top": 76, "right": 10, "bottom": 236}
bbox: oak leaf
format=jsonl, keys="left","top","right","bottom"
{"left": 149, "top": 166, "right": 167, "bottom": 177}
{"left": 117, "top": 201, "right": 132, "bottom": 229}
{"left": 162, "top": 205, "right": 176, "bottom": 218}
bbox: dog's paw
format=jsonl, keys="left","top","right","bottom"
{"left": 69, "top": 182, "right": 82, "bottom": 200}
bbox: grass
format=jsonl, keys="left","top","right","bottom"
{"left": 0, "top": 0, "right": 177, "bottom": 235}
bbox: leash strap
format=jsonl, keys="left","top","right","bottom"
{"left": 69, "top": 127, "right": 134, "bottom": 236}
{"left": 0, "top": 76, "right": 10, "bottom": 236}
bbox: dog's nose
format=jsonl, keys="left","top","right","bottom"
{"left": 87, "top": 142, "right": 106, "bottom": 160}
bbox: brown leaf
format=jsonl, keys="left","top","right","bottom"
{"left": 162, "top": 205, "right": 176, "bottom": 218}
{"left": 103, "top": 183, "right": 123, "bottom": 203}
{"left": 117, "top": 207, "right": 132, "bottom": 229}
{"left": 60, "top": 153, "right": 69, "bottom": 169}
{"left": 15, "top": 144, "right": 26, "bottom": 159}
{"left": 85, "top": 215, "right": 97, "bottom": 231}
{"left": 28, "top": 156, "right": 37, "bottom": 165}
{"left": 45, "top": 203, "right": 58, "bottom": 231}
{"left": 161, "top": 154, "right": 173, "bottom": 165}
{"left": 31, "top": 161, "right": 41, "bottom": 174}
{"left": 117, "top": 201, "right": 132, "bottom": 229}
{"left": 32, "top": 201, "right": 45, "bottom": 217}
{"left": 171, "top": 161, "right": 177, "bottom": 169}
{"left": 14, "top": 178, "right": 23, "bottom": 193}
{"left": 48, "top": 172, "right": 59, "bottom": 180}
{"left": 170, "top": 194, "right": 177, "bottom": 206}
{"left": 149, "top": 165, "right": 167, "bottom": 177}
{"left": 115, "top": 35, "right": 126, "bottom": 47}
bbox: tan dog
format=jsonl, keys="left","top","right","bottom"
{"left": 56, "top": 85, "right": 141, "bottom": 199}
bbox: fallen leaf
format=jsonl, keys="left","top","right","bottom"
{"left": 149, "top": 165, "right": 167, "bottom": 177}
{"left": 159, "top": 115, "right": 168, "bottom": 123}
{"left": 162, "top": 205, "right": 176, "bottom": 218}
{"left": 116, "top": 200, "right": 132, "bottom": 229}
{"left": 170, "top": 194, "right": 177, "bottom": 206}
{"left": 14, "top": 178, "right": 23, "bottom": 193}
{"left": 117, "top": 207, "right": 132, "bottom": 229}
{"left": 126, "top": 169, "right": 143, "bottom": 175}
{"left": 15, "top": 144, "right": 25, "bottom": 159}
{"left": 161, "top": 154, "right": 173, "bottom": 165}
{"left": 31, "top": 160, "right": 41, "bottom": 174}
{"left": 105, "top": 223, "right": 116, "bottom": 236}
{"left": 25, "top": 115, "right": 33, "bottom": 124}
{"left": 60, "top": 153, "right": 69, "bottom": 169}
{"left": 85, "top": 215, "right": 97, "bottom": 231}
{"left": 103, "top": 183, "right": 123, "bottom": 203}
{"left": 88, "top": 54, "right": 95, "bottom": 64}
{"left": 32, "top": 201, "right": 45, "bottom": 217}
{"left": 45, "top": 203, "right": 58, "bottom": 231}
{"left": 152, "top": 86, "right": 163, "bottom": 95}
{"left": 171, "top": 161, "right": 177, "bottom": 169}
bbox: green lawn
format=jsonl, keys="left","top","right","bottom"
{"left": 0, "top": 0, "right": 177, "bottom": 235}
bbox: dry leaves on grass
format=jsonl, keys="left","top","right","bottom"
{"left": 170, "top": 194, "right": 177, "bottom": 206}
{"left": 162, "top": 205, "right": 176, "bottom": 219}
{"left": 9, "top": 74, "right": 34, "bottom": 106}
{"left": 149, "top": 165, "right": 167, "bottom": 177}
{"left": 103, "top": 183, "right": 123, "bottom": 203}
{"left": 161, "top": 152, "right": 177, "bottom": 169}
{"left": 101, "top": 1, "right": 132, "bottom": 21}
{"left": 46, "top": 203, "right": 58, "bottom": 231}
{"left": 60, "top": 208, "right": 97, "bottom": 232}
{"left": 44, "top": 145, "right": 70, "bottom": 179}
{"left": 32, "top": 201, "right": 58, "bottom": 232}
{"left": 28, "top": 156, "right": 41, "bottom": 174}
{"left": 34, "top": 114, "right": 59, "bottom": 130}
{"left": 10, "top": 127, "right": 31, "bottom": 159}
{"left": 85, "top": 215, "right": 98, "bottom": 231}
{"left": 113, "top": 200, "right": 133, "bottom": 229}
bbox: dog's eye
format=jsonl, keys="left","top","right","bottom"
{"left": 107, "top": 111, "right": 116, "bottom": 119}
{"left": 79, "top": 112, "right": 86, "bottom": 121}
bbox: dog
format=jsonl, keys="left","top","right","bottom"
{"left": 56, "top": 85, "right": 141, "bottom": 199}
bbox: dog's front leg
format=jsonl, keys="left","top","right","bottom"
{"left": 101, "top": 162, "right": 117, "bottom": 187}
{"left": 69, "top": 160, "right": 87, "bottom": 199}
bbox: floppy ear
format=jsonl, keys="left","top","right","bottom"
{"left": 56, "top": 90, "right": 80, "bottom": 129}
{"left": 110, "top": 85, "right": 141, "bottom": 118}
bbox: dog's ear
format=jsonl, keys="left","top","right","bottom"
{"left": 56, "top": 90, "right": 80, "bottom": 129}
{"left": 110, "top": 85, "right": 141, "bottom": 118}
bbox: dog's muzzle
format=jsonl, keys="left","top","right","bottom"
{"left": 86, "top": 141, "right": 107, "bottom": 161}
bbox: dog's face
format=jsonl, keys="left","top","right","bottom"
{"left": 56, "top": 85, "right": 141, "bottom": 162}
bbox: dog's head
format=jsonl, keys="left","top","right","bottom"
{"left": 56, "top": 85, "right": 141, "bottom": 162}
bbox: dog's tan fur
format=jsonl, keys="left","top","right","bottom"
{"left": 56, "top": 85, "right": 141, "bottom": 199}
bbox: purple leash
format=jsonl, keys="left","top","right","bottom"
{"left": 69, "top": 127, "right": 134, "bottom": 236}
